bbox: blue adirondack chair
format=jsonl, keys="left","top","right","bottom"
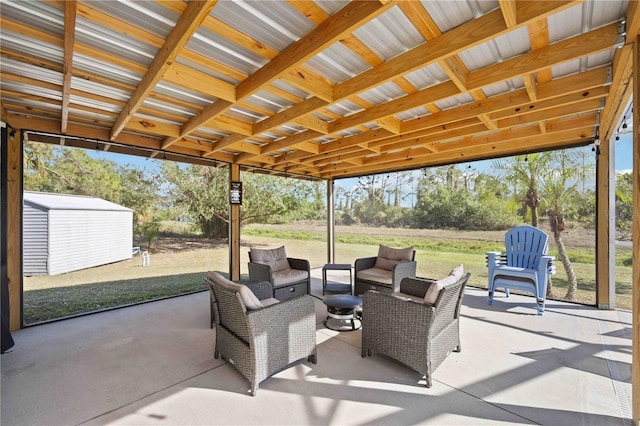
{"left": 487, "top": 225, "right": 556, "bottom": 315}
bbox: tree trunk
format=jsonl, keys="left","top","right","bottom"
{"left": 553, "top": 229, "right": 578, "bottom": 299}
{"left": 531, "top": 206, "right": 538, "bottom": 227}
{"left": 200, "top": 216, "right": 227, "bottom": 239}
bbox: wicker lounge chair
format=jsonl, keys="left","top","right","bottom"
{"left": 362, "top": 271, "right": 470, "bottom": 388}
{"left": 248, "top": 246, "right": 310, "bottom": 301}
{"left": 205, "top": 271, "right": 317, "bottom": 395}
{"left": 354, "top": 244, "right": 416, "bottom": 295}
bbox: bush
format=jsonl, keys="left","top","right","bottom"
{"left": 413, "top": 187, "right": 517, "bottom": 231}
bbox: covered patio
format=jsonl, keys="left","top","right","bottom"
{"left": 1, "top": 273, "right": 633, "bottom": 425}
{"left": 1, "top": 0, "right": 639, "bottom": 423}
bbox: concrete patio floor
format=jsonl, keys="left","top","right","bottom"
{"left": 0, "top": 269, "right": 633, "bottom": 425}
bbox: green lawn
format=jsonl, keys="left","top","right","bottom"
{"left": 22, "top": 223, "right": 632, "bottom": 325}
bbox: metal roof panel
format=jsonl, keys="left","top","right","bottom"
{"left": 304, "top": 43, "right": 371, "bottom": 84}
{"left": 420, "top": 0, "right": 498, "bottom": 33}
{"left": 404, "top": 64, "right": 449, "bottom": 90}
{"left": 352, "top": 5, "right": 425, "bottom": 61}
{"left": 211, "top": 0, "right": 313, "bottom": 52}
{"left": 80, "top": 0, "right": 176, "bottom": 39}
{"left": 0, "top": 31, "right": 64, "bottom": 64}
{"left": 24, "top": 191, "right": 132, "bottom": 211}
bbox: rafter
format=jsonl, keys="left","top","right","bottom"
{"left": 60, "top": 0, "right": 76, "bottom": 134}
{"left": 3, "top": 0, "right": 631, "bottom": 183}
{"left": 110, "top": 0, "right": 218, "bottom": 141}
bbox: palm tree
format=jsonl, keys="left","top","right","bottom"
{"left": 543, "top": 151, "right": 585, "bottom": 300}
{"left": 493, "top": 153, "right": 551, "bottom": 226}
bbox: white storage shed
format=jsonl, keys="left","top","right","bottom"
{"left": 23, "top": 192, "right": 134, "bottom": 275}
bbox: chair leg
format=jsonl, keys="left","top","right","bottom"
{"left": 214, "top": 350, "right": 220, "bottom": 359}
{"left": 425, "top": 375, "right": 432, "bottom": 388}
{"left": 488, "top": 289, "right": 494, "bottom": 305}
{"left": 454, "top": 344, "right": 461, "bottom": 353}
{"left": 537, "top": 299, "right": 545, "bottom": 315}
{"left": 308, "top": 351, "right": 317, "bottom": 364}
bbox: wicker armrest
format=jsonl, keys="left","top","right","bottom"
{"left": 399, "top": 276, "right": 436, "bottom": 298}
{"left": 288, "top": 257, "right": 310, "bottom": 272}
{"left": 355, "top": 256, "right": 377, "bottom": 273}
{"left": 248, "top": 262, "right": 273, "bottom": 283}
{"left": 242, "top": 280, "right": 274, "bottom": 300}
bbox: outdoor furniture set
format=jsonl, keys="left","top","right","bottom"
{"left": 206, "top": 243, "right": 473, "bottom": 394}
{"left": 205, "top": 225, "right": 553, "bottom": 394}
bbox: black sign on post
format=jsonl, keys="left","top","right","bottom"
{"left": 230, "top": 181, "right": 242, "bottom": 205}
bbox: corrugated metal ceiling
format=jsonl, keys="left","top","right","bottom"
{"left": 0, "top": 0, "right": 636, "bottom": 179}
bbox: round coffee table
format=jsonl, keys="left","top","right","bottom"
{"left": 323, "top": 294, "right": 362, "bottom": 331}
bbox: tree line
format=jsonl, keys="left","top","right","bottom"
{"left": 23, "top": 142, "right": 633, "bottom": 300}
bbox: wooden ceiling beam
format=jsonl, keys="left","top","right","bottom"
{"left": 401, "top": 66, "right": 608, "bottom": 133}
{"left": 168, "top": 1, "right": 395, "bottom": 151}
{"left": 279, "top": 12, "right": 607, "bottom": 143}
{"left": 499, "top": 0, "right": 518, "bottom": 28}
{"left": 313, "top": 107, "right": 599, "bottom": 175}
{"left": 467, "top": 21, "right": 620, "bottom": 91}
{"left": 321, "top": 126, "right": 593, "bottom": 179}
{"left": 236, "top": 1, "right": 395, "bottom": 101}
{"left": 292, "top": 115, "right": 329, "bottom": 134}
{"left": 330, "top": 81, "right": 460, "bottom": 133}
{"left": 60, "top": 0, "right": 77, "bottom": 134}
{"left": 334, "top": 1, "right": 579, "bottom": 100}
{"left": 281, "top": 68, "right": 334, "bottom": 102}
{"left": 207, "top": 115, "right": 253, "bottom": 136}
{"left": 599, "top": 0, "right": 639, "bottom": 140}
{"left": 285, "top": 1, "right": 330, "bottom": 25}
{"left": 496, "top": 98, "right": 604, "bottom": 128}
{"left": 253, "top": 97, "right": 328, "bottom": 135}
{"left": 163, "top": 64, "right": 237, "bottom": 102}
{"left": 110, "top": 0, "right": 217, "bottom": 141}
{"left": 218, "top": 2, "right": 574, "bottom": 160}
{"left": 490, "top": 85, "right": 610, "bottom": 121}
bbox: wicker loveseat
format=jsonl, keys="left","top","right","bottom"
{"left": 205, "top": 271, "right": 317, "bottom": 396}
{"left": 362, "top": 267, "right": 470, "bottom": 388}
{"left": 354, "top": 245, "right": 416, "bottom": 295}
{"left": 248, "top": 246, "right": 310, "bottom": 301}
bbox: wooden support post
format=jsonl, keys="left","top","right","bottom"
{"left": 596, "top": 130, "right": 616, "bottom": 309}
{"left": 631, "top": 34, "right": 639, "bottom": 426}
{"left": 327, "top": 179, "right": 335, "bottom": 264}
{"left": 229, "top": 164, "right": 241, "bottom": 281}
{"left": 6, "top": 128, "right": 22, "bottom": 331}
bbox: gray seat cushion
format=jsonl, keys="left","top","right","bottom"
{"left": 273, "top": 268, "right": 309, "bottom": 287}
{"left": 357, "top": 267, "right": 392, "bottom": 285}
